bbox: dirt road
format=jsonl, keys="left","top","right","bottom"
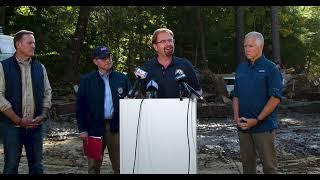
{"left": 1, "top": 112, "right": 320, "bottom": 174}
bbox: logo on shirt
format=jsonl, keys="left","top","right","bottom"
{"left": 118, "top": 87, "right": 123, "bottom": 95}
{"left": 258, "top": 69, "right": 266, "bottom": 73}
{"left": 175, "top": 69, "right": 184, "bottom": 75}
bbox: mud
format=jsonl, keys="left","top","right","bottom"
{"left": 1, "top": 112, "right": 320, "bottom": 174}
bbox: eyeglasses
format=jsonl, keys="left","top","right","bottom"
{"left": 155, "top": 39, "right": 175, "bottom": 44}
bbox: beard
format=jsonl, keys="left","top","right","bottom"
{"left": 164, "top": 46, "right": 174, "bottom": 57}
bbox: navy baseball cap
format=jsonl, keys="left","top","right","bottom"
{"left": 93, "top": 45, "right": 112, "bottom": 59}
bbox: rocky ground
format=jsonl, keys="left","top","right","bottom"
{"left": 1, "top": 111, "right": 320, "bottom": 174}
{"left": 197, "top": 112, "right": 320, "bottom": 174}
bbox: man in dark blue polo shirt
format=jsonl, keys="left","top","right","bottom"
{"left": 141, "top": 28, "right": 201, "bottom": 98}
{"left": 233, "top": 31, "right": 283, "bottom": 174}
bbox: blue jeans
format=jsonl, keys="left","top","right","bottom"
{"left": 2, "top": 123, "right": 44, "bottom": 174}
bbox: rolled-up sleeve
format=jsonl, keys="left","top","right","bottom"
{"left": 268, "top": 66, "right": 283, "bottom": 100}
{"left": 0, "top": 63, "right": 12, "bottom": 112}
{"left": 41, "top": 64, "right": 52, "bottom": 109}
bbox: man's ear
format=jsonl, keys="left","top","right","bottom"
{"left": 152, "top": 44, "right": 157, "bottom": 51}
{"left": 93, "top": 58, "right": 98, "bottom": 66}
{"left": 15, "top": 41, "right": 20, "bottom": 49}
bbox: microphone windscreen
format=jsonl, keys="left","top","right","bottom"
{"left": 175, "top": 69, "right": 184, "bottom": 76}
{"left": 174, "top": 69, "right": 186, "bottom": 81}
{"left": 134, "top": 67, "right": 148, "bottom": 79}
{"left": 147, "top": 80, "right": 158, "bottom": 90}
{"left": 151, "top": 80, "right": 158, "bottom": 90}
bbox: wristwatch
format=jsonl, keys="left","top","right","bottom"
{"left": 256, "top": 117, "right": 264, "bottom": 126}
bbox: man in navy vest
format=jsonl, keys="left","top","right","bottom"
{"left": 0, "top": 30, "right": 52, "bottom": 174}
{"left": 76, "top": 45, "right": 131, "bottom": 174}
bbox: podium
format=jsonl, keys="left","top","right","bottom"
{"left": 120, "top": 98, "right": 197, "bottom": 174}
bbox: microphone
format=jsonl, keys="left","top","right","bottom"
{"left": 174, "top": 69, "right": 204, "bottom": 100}
{"left": 127, "top": 67, "right": 148, "bottom": 98}
{"left": 146, "top": 80, "right": 158, "bottom": 98}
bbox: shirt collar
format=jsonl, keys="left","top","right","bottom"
{"left": 15, "top": 56, "right": 31, "bottom": 65}
{"left": 98, "top": 70, "right": 112, "bottom": 77}
{"left": 254, "top": 55, "right": 265, "bottom": 65}
{"left": 247, "top": 54, "right": 265, "bottom": 68}
{"left": 154, "top": 55, "right": 177, "bottom": 67}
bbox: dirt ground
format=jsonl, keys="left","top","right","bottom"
{"left": 1, "top": 111, "right": 320, "bottom": 174}
{"left": 197, "top": 112, "right": 320, "bottom": 174}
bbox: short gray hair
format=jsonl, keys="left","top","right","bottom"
{"left": 245, "top": 31, "right": 264, "bottom": 47}
{"left": 14, "top": 30, "right": 34, "bottom": 49}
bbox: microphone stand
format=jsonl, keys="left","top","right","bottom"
{"left": 183, "top": 82, "right": 205, "bottom": 101}
{"left": 178, "top": 83, "right": 183, "bottom": 101}
{"left": 182, "top": 82, "right": 192, "bottom": 98}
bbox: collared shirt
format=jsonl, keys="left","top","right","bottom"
{"left": 142, "top": 56, "right": 201, "bottom": 98}
{"left": 99, "top": 70, "right": 114, "bottom": 119}
{"left": 234, "top": 55, "right": 283, "bottom": 133}
{"left": 0, "top": 57, "right": 52, "bottom": 119}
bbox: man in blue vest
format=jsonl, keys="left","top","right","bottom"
{"left": 0, "top": 30, "right": 52, "bottom": 174}
{"left": 76, "top": 45, "right": 131, "bottom": 174}
{"left": 233, "top": 31, "right": 283, "bottom": 174}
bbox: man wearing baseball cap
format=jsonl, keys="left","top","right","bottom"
{"left": 76, "top": 45, "right": 131, "bottom": 174}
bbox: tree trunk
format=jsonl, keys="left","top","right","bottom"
{"left": 195, "top": 6, "right": 208, "bottom": 70}
{"left": 137, "top": 7, "right": 144, "bottom": 66}
{"left": 0, "top": 6, "right": 5, "bottom": 34}
{"left": 271, "top": 6, "right": 281, "bottom": 64}
{"left": 235, "top": 6, "right": 245, "bottom": 65}
{"left": 194, "top": 41, "right": 198, "bottom": 67}
{"left": 127, "top": 31, "right": 134, "bottom": 75}
{"left": 63, "top": 6, "right": 91, "bottom": 83}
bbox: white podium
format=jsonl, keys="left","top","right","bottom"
{"left": 120, "top": 98, "right": 197, "bottom": 174}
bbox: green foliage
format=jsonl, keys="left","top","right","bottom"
{"left": 3, "top": 6, "right": 320, "bottom": 83}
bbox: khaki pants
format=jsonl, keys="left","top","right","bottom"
{"left": 238, "top": 130, "right": 277, "bottom": 174}
{"left": 88, "top": 121, "right": 120, "bottom": 174}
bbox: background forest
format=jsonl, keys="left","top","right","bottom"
{"left": 0, "top": 6, "right": 319, "bottom": 85}
{"left": 1, "top": 6, "right": 320, "bottom": 174}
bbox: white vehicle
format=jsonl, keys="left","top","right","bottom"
{"left": 223, "top": 75, "right": 235, "bottom": 97}
{"left": 0, "top": 34, "right": 15, "bottom": 143}
{"left": 0, "top": 34, "right": 15, "bottom": 61}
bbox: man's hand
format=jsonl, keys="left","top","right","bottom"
{"left": 19, "top": 118, "right": 38, "bottom": 129}
{"left": 79, "top": 132, "right": 88, "bottom": 142}
{"left": 233, "top": 116, "right": 241, "bottom": 126}
{"left": 79, "top": 132, "right": 88, "bottom": 155}
{"left": 238, "top": 117, "right": 258, "bottom": 130}
{"left": 32, "top": 115, "right": 45, "bottom": 125}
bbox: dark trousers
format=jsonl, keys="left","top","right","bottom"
{"left": 238, "top": 130, "right": 277, "bottom": 174}
{"left": 88, "top": 120, "right": 120, "bottom": 174}
{"left": 2, "top": 124, "right": 44, "bottom": 174}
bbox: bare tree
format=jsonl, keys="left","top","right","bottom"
{"left": 235, "top": 6, "right": 245, "bottom": 65}
{"left": 271, "top": 6, "right": 281, "bottom": 64}
{"left": 63, "top": 6, "right": 91, "bottom": 82}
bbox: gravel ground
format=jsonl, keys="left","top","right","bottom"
{"left": 1, "top": 112, "right": 320, "bottom": 174}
